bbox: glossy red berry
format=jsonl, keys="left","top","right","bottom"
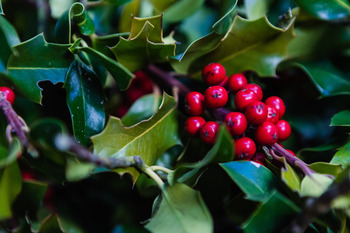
{"left": 244, "top": 101, "right": 267, "bottom": 125}
{"left": 204, "top": 86, "right": 228, "bottom": 109}
{"left": 245, "top": 84, "right": 263, "bottom": 100}
{"left": 185, "top": 92, "right": 205, "bottom": 115}
{"left": 266, "top": 105, "right": 279, "bottom": 124}
{"left": 255, "top": 122, "right": 278, "bottom": 145}
{"left": 199, "top": 121, "right": 219, "bottom": 144}
{"left": 224, "top": 112, "right": 247, "bottom": 136}
{"left": 265, "top": 96, "right": 286, "bottom": 119}
{"left": 0, "top": 87, "right": 15, "bottom": 105}
{"left": 202, "top": 63, "right": 226, "bottom": 85}
{"left": 228, "top": 73, "right": 247, "bottom": 92}
{"left": 235, "top": 137, "right": 256, "bottom": 160}
{"left": 185, "top": 116, "right": 206, "bottom": 137}
{"left": 276, "top": 120, "right": 291, "bottom": 142}
{"left": 234, "top": 89, "right": 258, "bottom": 111}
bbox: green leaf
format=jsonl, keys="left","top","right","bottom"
{"left": 331, "top": 110, "right": 350, "bottom": 126}
{"left": 145, "top": 183, "right": 213, "bottom": 233}
{"left": 220, "top": 161, "right": 280, "bottom": 202}
{"left": 101, "top": 0, "right": 132, "bottom": 5}
{"left": 64, "top": 59, "right": 105, "bottom": 146}
{"left": 295, "top": 0, "right": 350, "bottom": 21}
{"left": 279, "top": 59, "right": 350, "bottom": 98}
{"left": 300, "top": 173, "right": 334, "bottom": 197}
{"left": 242, "top": 192, "right": 299, "bottom": 233}
{"left": 0, "top": 138, "right": 21, "bottom": 169}
{"left": 54, "top": 2, "right": 95, "bottom": 43}
{"left": 169, "top": 126, "right": 234, "bottom": 186}
{"left": 172, "top": 15, "right": 295, "bottom": 78}
{"left": 308, "top": 162, "right": 344, "bottom": 178}
{"left": 91, "top": 33, "right": 129, "bottom": 58}
{"left": 121, "top": 94, "right": 162, "bottom": 127}
{"left": 149, "top": 0, "right": 174, "bottom": 11}
{"left": 0, "top": 0, "right": 3, "bottom": 14}
{"left": 163, "top": 0, "right": 205, "bottom": 23}
{"left": 281, "top": 161, "right": 301, "bottom": 193}
{"left": 38, "top": 214, "right": 64, "bottom": 233}
{"left": 212, "top": 0, "right": 238, "bottom": 34}
{"left": 331, "top": 141, "right": 350, "bottom": 167}
{"left": 244, "top": 0, "right": 272, "bottom": 20}
{"left": 112, "top": 15, "right": 176, "bottom": 72}
{"left": 65, "top": 158, "right": 94, "bottom": 181}
{"left": 0, "top": 161, "right": 22, "bottom": 220}
{"left": 92, "top": 92, "right": 180, "bottom": 181}
{"left": 7, "top": 34, "right": 74, "bottom": 103}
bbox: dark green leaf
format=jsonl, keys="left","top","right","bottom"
{"left": 163, "top": 0, "right": 205, "bottom": 23}
{"left": 121, "top": 94, "right": 162, "bottom": 127}
{"left": 0, "top": 0, "right": 3, "bottom": 14}
{"left": 242, "top": 192, "right": 299, "bottom": 233}
{"left": 92, "top": 92, "right": 180, "bottom": 182}
{"left": 212, "top": 0, "right": 238, "bottom": 34}
{"left": 145, "top": 183, "right": 213, "bottom": 233}
{"left": 103, "top": 0, "right": 132, "bottom": 5}
{"left": 244, "top": 0, "right": 271, "bottom": 20}
{"left": 91, "top": 33, "right": 129, "bottom": 58}
{"left": 331, "top": 141, "right": 350, "bottom": 167}
{"left": 331, "top": 110, "right": 350, "bottom": 126}
{"left": 169, "top": 126, "right": 234, "bottom": 186}
{"left": 7, "top": 34, "right": 74, "bottom": 103}
{"left": 220, "top": 161, "right": 280, "bottom": 202}
{"left": 38, "top": 214, "right": 64, "bottom": 233}
{"left": 0, "top": 161, "right": 22, "bottom": 220}
{"left": 295, "top": 0, "right": 350, "bottom": 21}
{"left": 64, "top": 59, "right": 105, "bottom": 146}
{"left": 0, "top": 138, "right": 21, "bottom": 169}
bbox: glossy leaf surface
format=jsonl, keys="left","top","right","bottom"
{"left": 163, "top": 0, "right": 205, "bottom": 23}
{"left": 331, "top": 110, "right": 350, "bottom": 126}
{"left": 212, "top": 0, "right": 238, "bottom": 34}
{"left": 331, "top": 141, "right": 350, "bottom": 167}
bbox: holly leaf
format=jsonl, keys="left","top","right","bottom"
{"left": 220, "top": 161, "right": 280, "bottom": 202}
{"left": 172, "top": 15, "right": 295, "bottom": 78}
{"left": 308, "top": 162, "right": 344, "bottom": 178}
{"left": 92, "top": 92, "right": 180, "bottom": 182}
{"left": 168, "top": 126, "right": 234, "bottom": 186}
{"left": 0, "top": 0, "right": 3, "bottom": 15}
{"left": 163, "top": 0, "right": 205, "bottom": 23}
{"left": 244, "top": 0, "right": 271, "bottom": 20}
{"left": 38, "top": 214, "right": 64, "bottom": 233}
{"left": 331, "top": 141, "right": 350, "bottom": 167}
{"left": 112, "top": 15, "right": 176, "bottom": 72}
{"left": 64, "top": 59, "right": 105, "bottom": 146}
{"left": 145, "top": 183, "right": 213, "bottom": 233}
{"left": 7, "top": 34, "right": 74, "bottom": 103}
{"left": 331, "top": 110, "right": 350, "bottom": 126}
{"left": 0, "top": 138, "right": 21, "bottom": 169}
{"left": 212, "top": 0, "right": 238, "bottom": 34}
{"left": 281, "top": 160, "right": 301, "bottom": 193}
{"left": 300, "top": 173, "right": 333, "bottom": 197}
{"left": 91, "top": 33, "right": 129, "bottom": 58}
{"left": 98, "top": 0, "right": 132, "bottom": 5}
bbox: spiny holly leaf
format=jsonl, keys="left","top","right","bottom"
{"left": 212, "top": 0, "right": 238, "bottom": 34}
{"left": 172, "top": 15, "right": 295, "bottom": 78}
{"left": 7, "top": 34, "right": 74, "bottom": 103}
{"left": 112, "top": 15, "right": 176, "bottom": 72}
{"left": 331, "top": 141, "right": 350, "bottom": 167}
{"left": 331, "top": 110, "right": 350, "bottom": 126}
{"left": 64, "top": 60, "right": 105, "bottom": 146}
{"left": 91, "top": 33, "right": 129, "bottom": 58}
{"left": 300, "top": 173, "right": 333, "bottom": 197}
{"left": 295, "top": 0, "right": 350, "bottom": 21}
{"left": 163, "top": 0, "right": 205, "bottom": 23}
{"left": 220, "top": 161, "right": 280, "bottom": 202}
{"left": 168, "top": 126, "right": 234, "bottom": 186}
{"left": 145, "top": 183, "right": 213, "bottom": 233}
{"left": 92, "top": 92, "right": 180, "bottom": 182}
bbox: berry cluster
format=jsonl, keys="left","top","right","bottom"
{"left": 184, "top": 63, "right": 292, "bottom": 163}
{"left": 0, "top": 86, "right": 15, "bottom": 105}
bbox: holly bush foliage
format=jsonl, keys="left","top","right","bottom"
{"left": 1, "top": 0, "right": 350, "bottom": 232}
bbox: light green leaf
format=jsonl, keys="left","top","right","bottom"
{"left": 244, "top": 0, "right": 272, "bottom": 20}
{"left": 331, "top": 141, "right": 350, "bottom": 167}
{"left": 163, "top": 0, "right": 205, "bottom": 23}
{"left": 0, "top": 161, "right": 22, "bottom": 220}
{"left": 308, "top": 162, "right": 344, "bottom": 178}
{"left": 65, "top": 158, "right": 94, "bottom": 182}
{"left": 300, "top": 173, "right": 334, "bottom": 197}
{"left": 145, "top": 183, "right": 213, "bottom": 233}
{"left": 7, "top": 34, "right": 74, "bottom": 103}
{"left": 220, "top": 161, "right": 280, "bottom": 202}
{"left": 331, "top": 110, "right": 350, "bottom": 126}
{"left": 92, "top": 92, "right": 180, "bottom": 181}
{"left": 149, "top": 0, "right": 174, "bottom": 11}
{"left": 172, "top": 15, "right": 295, "bottom": 78}
{"left": 64, "top": 59, "right": 105, "bottom": 146}
{"left": 281, "top": 161, "right": 301, "bottom": 193}
{"left": 49, "top": 0, "right": 74, "bottom": 19}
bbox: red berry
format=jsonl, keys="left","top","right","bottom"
{"left": 204, "top": 86, "right": 228, "bottom": 109}
{"left": 199, "top": 121, "right": 219, "bottom": 144}
{"left": 235, "top": 137, "right": 256, "bottom": 160}
{"left": 265, "top": 96, "right": 285, "bottom": 118}
{"left": 276, "top": 120, "right": 291, "bottom": 142}
{"left": 185, "top": 116, "right": 206, "bottom": 137}
{"left": 266, "top": 105, "right": 279, "bottom": 124}
{"left": 0, "top": 87, "right": 15, "bottom": 105}
{"left": 252, "top": 151, "right": 265, "bottom": 163}
{"left": 255, "top": 122, "right": 278, "bottom": 145}
{"left": 228, "top": 73, "right": 247, "bottom": 92}
{"left": 244, "top": 101, "right": 267, "bottom": 125}
{"left": 245, "top": 84, "right": 263, "bottom": 100}
{"left": 234, "top": 89, "right": 258, "bottom": 111}
{"left": 185, "top": 92, "right": 205, "bottom": 115}
{"left": 202, "top": 63, "right": 226, "bottom": 85}
{"left": 224, "top": 112, "right": 247, "bottom": 136}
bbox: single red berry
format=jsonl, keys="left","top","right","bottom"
{"left": 286, "top": 149, "right": 296, "bottom": 157}
{"left": 234, "top": 89, "right": 258, "bottom": 111}
{"left": 235, "top": 137, "right": 256, "bottom": 160}
{"left": 133, "top": 71, "right": 153, "bottom": 93}
{"left": 276, "top": 120, "right": 291, "bottom": 142}
{"left": 245, "top": 84, "right": 263, "bottom": 100}
{"left": 244, "top": 101, "right": 267, "bottom": 125}
{"left": 126, "top": 87, "right": 145, "bottom": 104}
{"left": 199, "top": 121, "right": 219, "bottom": 144}
{"left": 185, "top": 92, "right": 205, "bottom": 115}
{"left": 228, "top": 73, "right": 247, "bottom": 92}
{"left": 265, "top": 96, "right": 286, "bottom": 118}
{"left": 204, "top": 86, "right": 228, "bottom": 109}
{"left": 185, "top": 116, "right": 206, "bottom": 137}
{"left": 0, "top": 87, "right": 15, "bottom": 105}
{"left": 252, "top": 151, "right": 265, "bottom": 163}
{"left": 266, "top": 105, "right": 279, "bottom": 124}
{"left": 202, "top": 63, "right": 226, "bottom": 85}
{"left": 255, "top": 122, "right": 278, "bottom": 145}
{"left": 224, "top": 112, "right": 247, "bottom": 136}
